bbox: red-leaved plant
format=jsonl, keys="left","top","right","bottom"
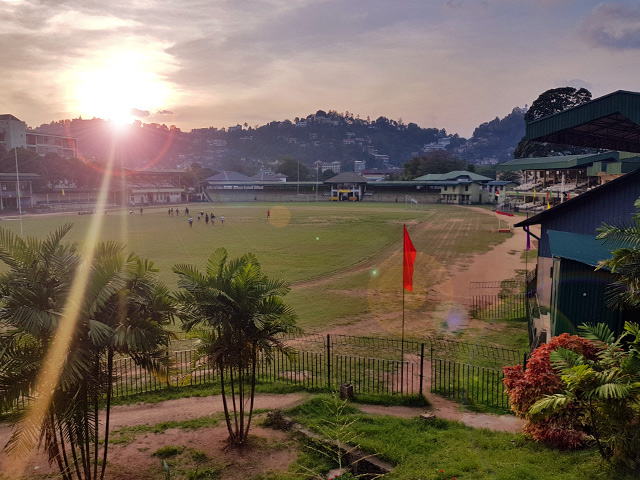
{"left": 503, "top": 333, "right": 601, "bottom": 449}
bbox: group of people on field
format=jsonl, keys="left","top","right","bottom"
{"left": 186, "top": 209, "right": 224, "bottom": 228}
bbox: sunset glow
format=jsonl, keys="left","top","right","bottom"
{"left": 71, "top": 51, "right": 172, "bottom": 124}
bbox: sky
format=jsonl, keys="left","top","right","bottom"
{"left": 1, "top": 0, "right": 639, "bottom": 138}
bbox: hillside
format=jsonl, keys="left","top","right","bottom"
{"left": 32, "top": 108, "right": 526, "bottom": 174}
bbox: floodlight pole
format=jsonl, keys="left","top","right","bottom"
{"left": 14, "top": 148, "right": 23, "bottom": 237}
{"left": 315, "top": 166, "right": 318, "bottom": 202}
{"left": 297, "top": 161, "right": 300, "bottom": 197}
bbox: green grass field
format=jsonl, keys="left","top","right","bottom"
{"left": 0, "top": 202, "right": 522, "bottom": 341}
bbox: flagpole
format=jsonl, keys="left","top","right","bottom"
{"left": 14, "top": 148, "right": 23, "bottom": 237}
{"left": 401, "top": 284, "right": 405, "bottom": 394}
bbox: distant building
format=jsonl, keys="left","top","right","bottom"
{"left": 422, "top": 137, "right": 451, "bottom": 153}
{"left": 0, "top": 114, "right": 78, "bottom": 158}
{"left": 414, "top": 170, "right": 493, "bottom": 204}
{"left": 354, "top": 160, "right": 365, "bottom": 174}
{"left": 314, "top": 161, "right": 341, "bottom": 173}
{"left": 227, "top": 124, "right": 243, "bottom": 132}
{"left": 324, "top": 172, "right": 368, "bottom": 201}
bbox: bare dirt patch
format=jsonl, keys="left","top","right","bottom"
{"left": 0, "top": 394, "right": 307, "bottom": 479}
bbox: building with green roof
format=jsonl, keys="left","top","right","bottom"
{"left": 516, "top": 90, "right": 640, "bottom": 348}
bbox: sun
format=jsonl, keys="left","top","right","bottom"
{"left": 72, "top": 51, "right": 171, "bottom": 124}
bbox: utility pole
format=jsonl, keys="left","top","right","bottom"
{"left": 14, "top": 148, "right": 23, "bottom": 237}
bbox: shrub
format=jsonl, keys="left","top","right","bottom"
{"left": 152, "top": 445, "right": 185, "bottom": 459}
{"left": 503, "top": 333, "right": 601, "bottom": 448}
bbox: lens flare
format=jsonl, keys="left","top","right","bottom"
{"left": 269, "top": 206, "right": 291, "bottom": 228}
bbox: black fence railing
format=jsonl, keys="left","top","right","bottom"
{"left": 431, "top": 358, "right": 508, "bottom": 410}
{"left": 2, "top": 335, "right": 524, "bottom": 414}
{"left": 469, "top": 281, "right": 527, "bottom": 322}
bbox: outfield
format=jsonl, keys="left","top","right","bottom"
{"left": 0, "top": 202, "right": 527, "bottom": 349}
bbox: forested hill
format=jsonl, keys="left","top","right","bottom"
{"left": 32, "top": 108, "right": 525, "bottom": 173}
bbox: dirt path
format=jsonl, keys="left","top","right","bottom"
{"left": 0, "top": 391, "right": 524, "bottom": 479}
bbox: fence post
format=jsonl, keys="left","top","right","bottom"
{"left": 522, "top": 352, "right": 528, "bottom": 372}
{"left": 419, "top": 343, "right": 425, "bottom": 396}
{"left": 430, "top": 345, "right": 434, "bottom": 393}
{"left": 326, "top": 334, "right": 331, "bottom": 390}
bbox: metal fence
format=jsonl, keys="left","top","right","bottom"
{"left": 431, "top": 358, "right": 508, "bottom": 409}
{"left": 470, "top": 281, "right": 527, "bottom": 321}
{"left": 2, "top": 334, "right": 524, "bottom": 414}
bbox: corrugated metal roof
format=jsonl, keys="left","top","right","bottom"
{"left": 414, "top": 170, "right": 491, "bottom": 181}
{"left": 206, "top": 171, "right": 253, "bottom": 182}
{"left": 496, "top": 152, "right": 619, "bottom": 171}
{"left": 525, "top": 90, "right": 640, "bottom": 153}
{"left": 323, "top": 172, "right": 368, "bottom": 184}
{"left": 548, "top": 230, "right": 616, "bottom": 268}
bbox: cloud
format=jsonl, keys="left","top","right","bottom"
{"left": 156, "top": 110, "right": 173, "bottom": 115}
{"left": 130, "top": 108, "right": 150, "bottom": 117}
{"left": 580, "top": 2, "right": 640, "bottom": 50}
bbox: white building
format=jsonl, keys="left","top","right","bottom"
{"left": 0, "top": 114, "right": 78, "bottom": 158}
{"left": 314, "top": 161, "right": 341, "bottom": 173}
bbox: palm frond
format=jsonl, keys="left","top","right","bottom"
{"left": 578, "top": 323, "right": 615, "bottom": 344}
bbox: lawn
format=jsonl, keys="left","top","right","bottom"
{"left": 282, "top": 395, "right": 637, "bottom": 480}
{"left": 0, "top": 202, "right": 519, "bottom": 336}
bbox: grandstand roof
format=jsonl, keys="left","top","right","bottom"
{"left": 496, "top": 151, "right": 619, "bottom": 171}
{"left": 123, "top": 168, "right": 186, "bottom": 175}
{"left": 251, "top": 171, "right": 287, "bottom": 181}
{"left": 414, "top": 170, "right": 491, "bottom": 182}
{"left": 525, "top": 90, "right": 640, "bottom": 153}
{"left": 206, "top": 171, "right": 252, "bottom": 182}
{"left": 488, "top": 180, "right": 517, "bottom": 186}
{"left": 515, "top": 167, "right": 640, "bottom": 228}
{"left": 323, "top": 172, "right": 368, "bottom": 184}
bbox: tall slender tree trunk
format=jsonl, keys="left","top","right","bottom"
{"left": 100, "top": 349, "right": 113, "bottom": 480}
{"left": 93, "top": 355, "right": 100, "bottom": 480}
{"left": 244, "top": 345, "right": 258, "bottom": 442}
{"left": 83, "top": 393, "right": 91, "bottom": 480}
{"left": 218, "top": 359, "right": 234, "bottom": 440}
{"left": 48, "top": 412, "right": 70, "bottom": 480}
{"left": 68, "top": 421, "right": 83, "bottom": 480}
{"left": 229, "top": 366, "right": 239, "bottom": 440}
{"left": 55, "top": 412, "right": 73, "bottom": 480}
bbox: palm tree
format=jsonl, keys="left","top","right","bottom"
{"left": 173, "top": 247, "right": 297, "bottom": 445}
{"left": 597, "top": 198, "right": 640, "bottom": 309}
{"left": 0, "top": 225, "right": 175, "bottom": 480}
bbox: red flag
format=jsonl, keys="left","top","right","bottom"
{"left": 403, "top": 225, "right": 416, "bottom": 292}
